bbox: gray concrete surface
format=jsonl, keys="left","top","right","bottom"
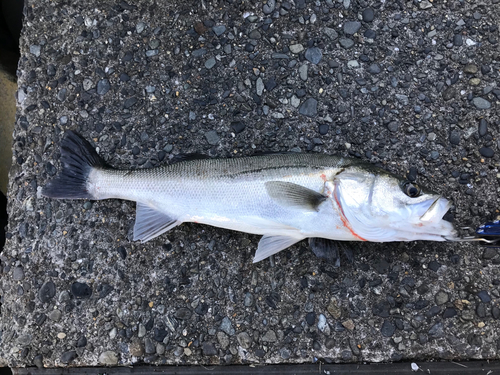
{"left": 1, "top": 0, "right": 500, "bottom": 369}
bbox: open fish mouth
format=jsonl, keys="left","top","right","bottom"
{"left": 419, "top": 197, "right": 451, "bottom": 223}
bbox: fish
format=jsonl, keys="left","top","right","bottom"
{"left": 42, "top": 131, "right": 459, "bottom": 263}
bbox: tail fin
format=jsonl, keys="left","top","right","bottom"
{"left": 42, "top": 131, "right": 108, "bottom": 199}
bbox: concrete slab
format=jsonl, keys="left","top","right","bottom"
{"left": 2, "top": 0, "right": 500, "bottom": 369}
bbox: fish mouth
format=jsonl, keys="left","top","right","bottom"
{"left": 419, "top": 196, "right": 451, "bottom": 223}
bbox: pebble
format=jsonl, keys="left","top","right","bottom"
{"left": 367, "top": 63, "right": 381, "bottom": 74}
{"left": 144, "top": 338, "right": 155, "bottom": 354}
{"left": 477, "top": 291, "right": 492, "bottom": 303}
{"left": 34, "top": 355, "right": 43, "bottom": 369}
{"left": 192, "top": 48, "right": 207, "bottom": 57}
{"left": 213, "top": 25, "right": 226, "bottom": 36}
{"left": 280, "top": 348, "right": 291, "bottom": 359}
{"left": 217, "top": 332, "right": 229, "bottom": 349}
{"left": 205, "top": 131, "right": 220, "bottom": 145}
{"left": 476, "top": 303, "right": 487, "bottom": 318}
{"left": 479, "top": 147, "right": 494, "bottom": 158}
{"left": 478, "top": 119, "right": 488, "bottom": 136}
{"left": 449, "top": 129, "right": 460, "bottom": 145}
{"left": 342, "top": 319, "right": 355, "bottom": 331}
{"left": 387, "top": 121, "right": 399, "bottom": 132}
{"left": 175, "top": 307, "right": 192, "bottom": 320}
{"left": 153, "top": 328, "right": 168, "bottom": 342}
{"left": 318, "top": 124, "right": 329, "bottom": 135}
{"left": 453, "top": 34, "right": 463, "bottom": 46}
{"left": 305, "top": 47, "right": 322, "bottom": 64}
{"left": 57, "top": 332, "right": 66, "bottom": 339}
{"left": 13, "top": 266, "right": 24, "bottom": 281}
{"left": 71, "top": 282, "right": 92, "bottom": 299}
{"left": 464, "top": 64, "right": 478, "bottom": 74}
{"left": 244, "top": 292, "right": 254, "bottom": 307}
{"left": 205, "top": 58, "right": 216, "bottom": 69}
{"left": 299, "top": 98, "right": 318, "bottom": 117}
{"left": 395, "top": 94, "right": 409, "bottom": 105}
{"left": 291, "top": 95, "right": 300, "bottom": 108}
{"left": 263, "top": 0, "right": 275, "bottom": 14}
{"left": 99, "top": 351, "right": 118, "bottom": 365}
{"left": 428, "top": 322, "right": 444, "bottom": 338}
{"left": 493, "top": 307, "right": 500, "bottom": 320}
{"left": 39, "top": 281, "right": 56, "bottom": 303}
{"left": 145, "top": 50, "right": 158, "bottom": 57}
{"left": 202, "top": 342, "right": 217, "bottom": 356}
{"left": 305, "top": 312, "right": 316, "bottom": 326}
{"left": 323, "top": 27, "right": 338, "bottom": 40}
{"left": 419, "top": 0, "right": 433, "bottom": 9}
{"left": 443, "top": 307, "right": 457, "bottom": 319}
{"left": 129, "top": 341, "right": 144, "bottom": 357}
{"left": 97, "top": 79, "right": 110, "bottom": 95}
{"left": 442, "top": 87, "right": 456, "bottom": 101}
{"left": 380, "top": 320, "right": 396, "bottom": 337}
{"left": 57, "top": 88, "right": 67, "bottom": 102}
{"left": 262, "top": 330, "right": 277, "bottom": 342}
{"left": 344, "top": 21, "right": 361, "bottom": 35}
{"left": 289, "top": 44, "right": 304, "bottom": 54}
{"left": 231, "top": 121, "right": 245, "bottom": 134}
{"left": 256, "top": 78, "right": 264, "bottom": 96}
{"left": 48, "top": 309, "right": 62, "bottom": 322}
{"left": 435, "top": 291, "right": 449, "bottom": 305}
{"left": 472, "top": 97, "right": 491, "bottom": 109}
{"left": 76, "top": 336, "right": 87, "bottom": 348}
{"left": 362, "top": 8, "right": 374, "bottom": 22}
{"left": 339, "top": 38, "right": 355, "bottom": 49}
{"left": 220, "top": 316, "right": 235, "bottom": 335}
{"left": 298, "top": 64, "right": 308, "bottom": 81}
{"left": 136, "top": 22, "right": 146, "bottom": 34}
{"left": 83, "top": 79, "right": 93, "bottom": 91}
{"left": 248, "top": 29, "right": 261, "bottom": 39}
{"left": 60, "top": 351, "right": 77, "bottom": 364}
{"left": 317, "top": 314, "right": 328, "bottom": 332}
{"left": 30, "top": 45, "right": 41, "bottom": 57}
{"left": 237, "top": 332, "right": 252, "bottom": 349}
{"left": 347, "top": 60, "right": 359, "bottom": 68}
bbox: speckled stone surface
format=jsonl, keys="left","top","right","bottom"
{"left": 2, "top": 0, "right": 500, "bottom": 368}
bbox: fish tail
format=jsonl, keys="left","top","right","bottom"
{"left": 42, "top": 131, "right": 108, "bottom": 199}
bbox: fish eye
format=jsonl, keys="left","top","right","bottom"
{"left": 402, "top": 181, "right": 421, "bottom": 198}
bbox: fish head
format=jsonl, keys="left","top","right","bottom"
{"left": 330, "top": 167, "right": 457, "bottom": 242}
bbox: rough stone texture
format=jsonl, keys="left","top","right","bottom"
{"left": 2, "top": 0, "right": 500, "bottom": 369}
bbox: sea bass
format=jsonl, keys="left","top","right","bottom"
{"left": 42, "top": 131, "right": 458, "bottom": 263}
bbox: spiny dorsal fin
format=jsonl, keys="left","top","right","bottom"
{"left": 265, "top": 181, "right": 327, "bottom": 211}
{"left": 170, "top": 153, "right": 211, "bottom": 164}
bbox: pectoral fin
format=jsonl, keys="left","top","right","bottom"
{"left": 253, "top": 235, "right": 303, "bottom": 263}
{"left": 265, "top": 181, "right": 327, "bottom": 211}
{"left": 133, "top": 203, "right": 180, "bottom": 242}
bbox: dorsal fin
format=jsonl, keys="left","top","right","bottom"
{"left": 170, "top": 153, "right": 211, "bottom": 164}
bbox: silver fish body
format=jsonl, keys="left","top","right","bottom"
{"left": 43, "top": 131, "right": 457, "bottom": 262}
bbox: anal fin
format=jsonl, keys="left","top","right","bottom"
{"left": 133, "top": 202, "right": 180, "bottom": 242}
{"left": 253, "top": 235, "right": 303, "bottom": 263}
